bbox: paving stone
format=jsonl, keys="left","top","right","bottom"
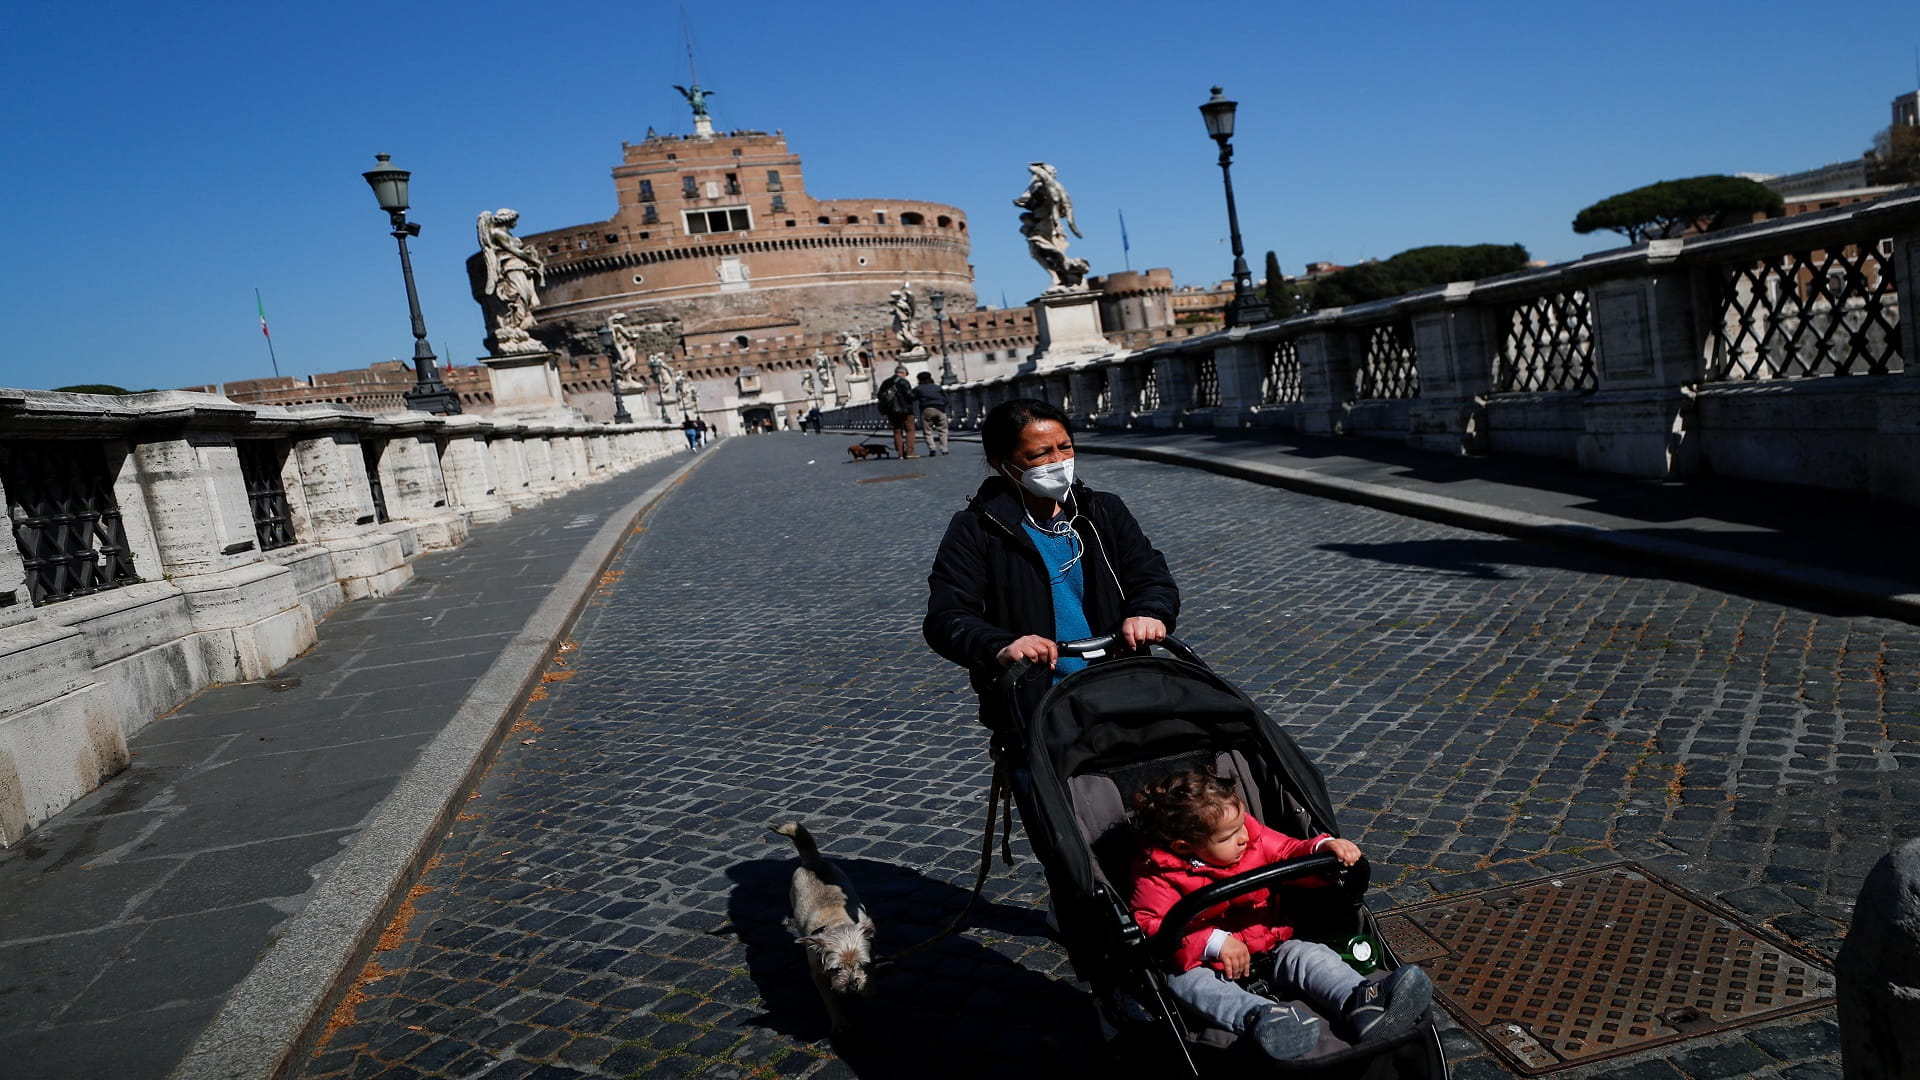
{"left": 289, "top": 438, "right": 1912, "bottom": 1080}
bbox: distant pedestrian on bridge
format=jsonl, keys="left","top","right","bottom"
{"left": 682, "top": 417, "right": 699, "bottom": 450}
{"left": 878, "top": 364, "right": 919, "bottom": 459}
{"left": 914, "top": 371, "right": 950, "bottom": 457}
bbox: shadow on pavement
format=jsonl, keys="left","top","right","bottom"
{"left": 726, "top": 856, "right": 1104, "bottom": 1078}
{"left": 1315, "top": 534, "right": 1875, "bottom": 619}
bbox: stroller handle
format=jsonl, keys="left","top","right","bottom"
{"left": 999, "top": 633, "right": 1202, "bottom": 694}
{"left": 1146, "top": 853, "right": 1362, "bottom": 963}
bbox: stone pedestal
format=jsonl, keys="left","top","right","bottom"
{"left": 368, "top": 417, "right": 469, "bottom": 550}
{"left": 1028, "top": 290, "right": 1114, "bottom": 370}
{"left": 0, "top": 609, "right": 124, "bottom": 844}
{"left": 482, "top": 351, "right": 572, "bottom": 422}
{"left": 846, "top": 374, "right": 873, "bottom": 405}
{"left": 1576, "top": 265, "right": 1702, "bottom": 479}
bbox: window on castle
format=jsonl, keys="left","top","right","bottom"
{"left": 846, "top": 215, "right": 859, "bottom": 224}
{"left": 643, "top": 205, "right": 659, "bottom": 224}
{"left": 725, "top": 173, "right": 741, "bottom": 195}
{"left": 937, "top": 215, "right": 952, "bottom": 227}
{"left": 682, "top": 175, "right": 698, "bottom": 198}
{"left": 817, "top": 216, "right": 830, "bottom": 225}
{"left": 900, "top": 212, "right": 924, "bottom": 225}
{"left": 874, "top": 212, "right": 887, "bottom": 225}
{"left": 684, "top": 206, "right": 753, "bottom": 234}
{"left": 767, "top": 170, "right": 783, "bottom": 191}
{"left": 639, "top": 179, "right": 655, "bottom": 202}
{"left": 771, "top": 194, "right": 786, "bottom": 212}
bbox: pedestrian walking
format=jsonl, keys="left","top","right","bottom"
{"left": 696, "top": 417, "right": 711, "bottom": 447}
{"left": 805, "top": 405, "right": 822, "bottom": 434}
{"left": 682, "top": 417, "right": 699, "bottom": 450}
{"left": 913, "top": 371, "right": 950, "bottom": 457}
{"left": 877, "top": 364, "right": 919, "bottom": 460}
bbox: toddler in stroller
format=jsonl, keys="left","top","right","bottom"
{"left": 1128, "top": 768, "right": 1433, "bottom": 1062}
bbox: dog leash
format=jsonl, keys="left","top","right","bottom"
{"left": 876, "top": 755, "right": 1015, "bottom": 966}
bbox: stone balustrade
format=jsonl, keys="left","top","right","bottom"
{"left": 0, "top": 389, "right": 681, "bottom": 844}
{"left": 825, "top": 191, "right": 1920, "bottom": 498}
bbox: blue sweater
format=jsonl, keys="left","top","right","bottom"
{"left": 1022, "top": 518, "right": 1091, "bottom": 677}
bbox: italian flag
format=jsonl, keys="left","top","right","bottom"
{"left": 256, "top": 290, "right": 270, "bottom": 339}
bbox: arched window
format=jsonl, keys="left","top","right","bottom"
{"left": 900, "top": 212, "right": 924, "bottom": 226}
{"left": 734, "top": 335, "right": 751, "bottom": 349}
{"left": 936, "top": 215, "right": 951, "bottom": 228}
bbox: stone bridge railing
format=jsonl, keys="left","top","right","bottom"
{"left": 826, "top": 191, "right": 1920, "bottom": 499}
{"left": 0, "top": 389, "right": 681, "bottom": 844}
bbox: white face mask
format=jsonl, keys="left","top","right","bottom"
{"left": 1004, "top": 458, "right": 1075, "bottom": 503}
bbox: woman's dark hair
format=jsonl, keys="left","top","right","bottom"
{"left": 980, "top": 398, "right": 1071, "bottom": 462}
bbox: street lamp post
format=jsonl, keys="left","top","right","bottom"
{"left": 595, "top": 321, "right": 634, "bottom": 424}
{"left": 644, "top": 353, "right": 672, "bottom": 424}
{"left": 931, "top": 289, "right": 957, "bottom": 386}
{"left": 361, "top": 154, "right": 461, "bottom": 414}
{"left": 1198, "top": 88, "right": 1270, "bottom": 328}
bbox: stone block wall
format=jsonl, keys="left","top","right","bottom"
{"left": 0, "top": 390, "right": 681, "bottom": 845}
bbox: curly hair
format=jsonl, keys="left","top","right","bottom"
{"left": 1130, "top": 768, "right": 1243, "bottom": 851}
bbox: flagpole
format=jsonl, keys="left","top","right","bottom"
{"left": 1119, "top": 209, "right": 1131, "bottom": 271}
{"left": 256, "top": 288, "right": 281, "bottom": 377}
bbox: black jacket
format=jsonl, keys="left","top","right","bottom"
{"left": 924, "top": 474, "right": 1180, "bottom": 731}
{"left": 913, "top": 381, "right": 949, "bottom": 412}
{"left": 879, "top": 374, "right": 916, "bottom": 417}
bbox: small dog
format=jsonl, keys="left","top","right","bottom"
{"left": 847, "top": 443, "right": 892, "bottom": 462}
{"left": 771, "top": 821, "right": 875, "bottom": 1033}
{"left": 847, "top": 444, "right": 872, "bottom": 461}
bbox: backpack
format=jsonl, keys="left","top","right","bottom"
{"left": 879, "top": 378, "right": 908, "bottom": 414}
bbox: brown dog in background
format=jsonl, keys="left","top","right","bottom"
{"left": 771, "top": 821, "right": 874, "bottom": 1033}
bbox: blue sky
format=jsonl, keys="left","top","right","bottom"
{"left": 1, "top": 1, "right": 1913, "bottom": 393}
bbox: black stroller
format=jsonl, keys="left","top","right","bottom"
{"left": 999, "top": 635, "right": 1449, "bottom": 1078}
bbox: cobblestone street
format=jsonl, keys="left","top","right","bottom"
{"left": 296, "top": 433, "right": 1910, "bottom": 1079}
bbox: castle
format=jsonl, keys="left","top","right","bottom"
{"left": 195, "top": 98, "right": 1211, "bottom": 430}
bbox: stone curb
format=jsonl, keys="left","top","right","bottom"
{"left": 1074, "top": 439, "right": 1920, "bottom": 628}
{"left": 167, "top": 450, "right": 714, "bottom": 1080}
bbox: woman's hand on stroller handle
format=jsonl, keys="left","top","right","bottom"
{"left": 996, "top": 635, "right": 1060, "bottom": 669}
{"left": 1119, "top": 616, "right": 1167, "bottom": 650}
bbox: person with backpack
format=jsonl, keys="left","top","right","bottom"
{"left": 878, "top": 364, "right": 919, "bottom": 459}
{"left": 913, "top": 371, "right": 950, "bottom": 457}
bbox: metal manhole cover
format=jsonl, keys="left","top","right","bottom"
{"left": 1377, "top": 862, "right": 1833, "bottom": 1075}
{"left": 856, "top": 473, "right": 925, "bottom": 484}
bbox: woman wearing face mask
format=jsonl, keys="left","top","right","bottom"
{"left": 924, "top": 398, "right": 1180, "bottom": 735}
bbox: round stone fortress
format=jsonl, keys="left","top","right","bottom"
{"left": 512, "top": 128, "right": 976, "bottom": 360}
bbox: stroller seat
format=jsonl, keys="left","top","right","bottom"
{"left": 1005, "top": 639, "right": 1447, "bottom": 1077}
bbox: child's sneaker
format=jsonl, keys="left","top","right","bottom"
{"left": 1246, "top": 1003, "right": 1322, "bottom": 1060}
{"left": 1343, "top": 965, "right": 1432, "bottom": 1043}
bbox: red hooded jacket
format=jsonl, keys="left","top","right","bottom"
{"left": 1128, "top": 814, "right": 1331, "bottom": 973}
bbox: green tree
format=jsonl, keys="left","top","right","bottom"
{"left": 1262, "top": 250, "right": 1302, "bottom": 319}
{"left": 1868, "top": 125, "right": 1920, "bottom": 186}
{"left": 1310, "top": 244, "right": 1530, "bottom": 308}
{"left": 1572, "top": 175, "right": 1783, "bottom": 244}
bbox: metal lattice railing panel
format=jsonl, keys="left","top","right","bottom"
{"left": 1357, "top": 322, "right": 1421, "bottom": 400}
{"left": 237, "top": 440, "right": 296, "bottom": 552}
{"left": 362, "top": 439, "right": 391, "bottom": 524}
{"left": 1497, "top": 289, "right": 1597, "bottom": 392}
{"left": 1136, "top": 365, "right": 1161, "bottom": 411}
{"left": 1712, "top": 241, "right": 1903, "bottom": 381}
{"left": 1264, "top": 339, "right": 1302, "bottom": 403}
{"left": 1193, "top": 357, "right": 1220, "bottom": 408}
{"left": 1, "top": 439, "right": 139, "bottom": 607}
{"left": 1093, "top": 369, "right": 1113, "bottom": 415}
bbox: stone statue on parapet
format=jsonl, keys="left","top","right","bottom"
{"left": 1014, "top": 162, "right": 1090, "bottom": 292}
{"left": 889, "top": 286, "right": 926, "bottom": 356}
{"left": 607, "top": 314, "right": 641, "bottom": 387}
{"left": 675, "top": 373, "right": 700, "bottom": 412}
{"left": 476, "top": 209, "right": 548, "bottom": 354}
{"left": 648, "top": 351, "right": 680, "bottom": 401}
{"left": 839, "top": 331, "right": 865, "bottom": 376}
